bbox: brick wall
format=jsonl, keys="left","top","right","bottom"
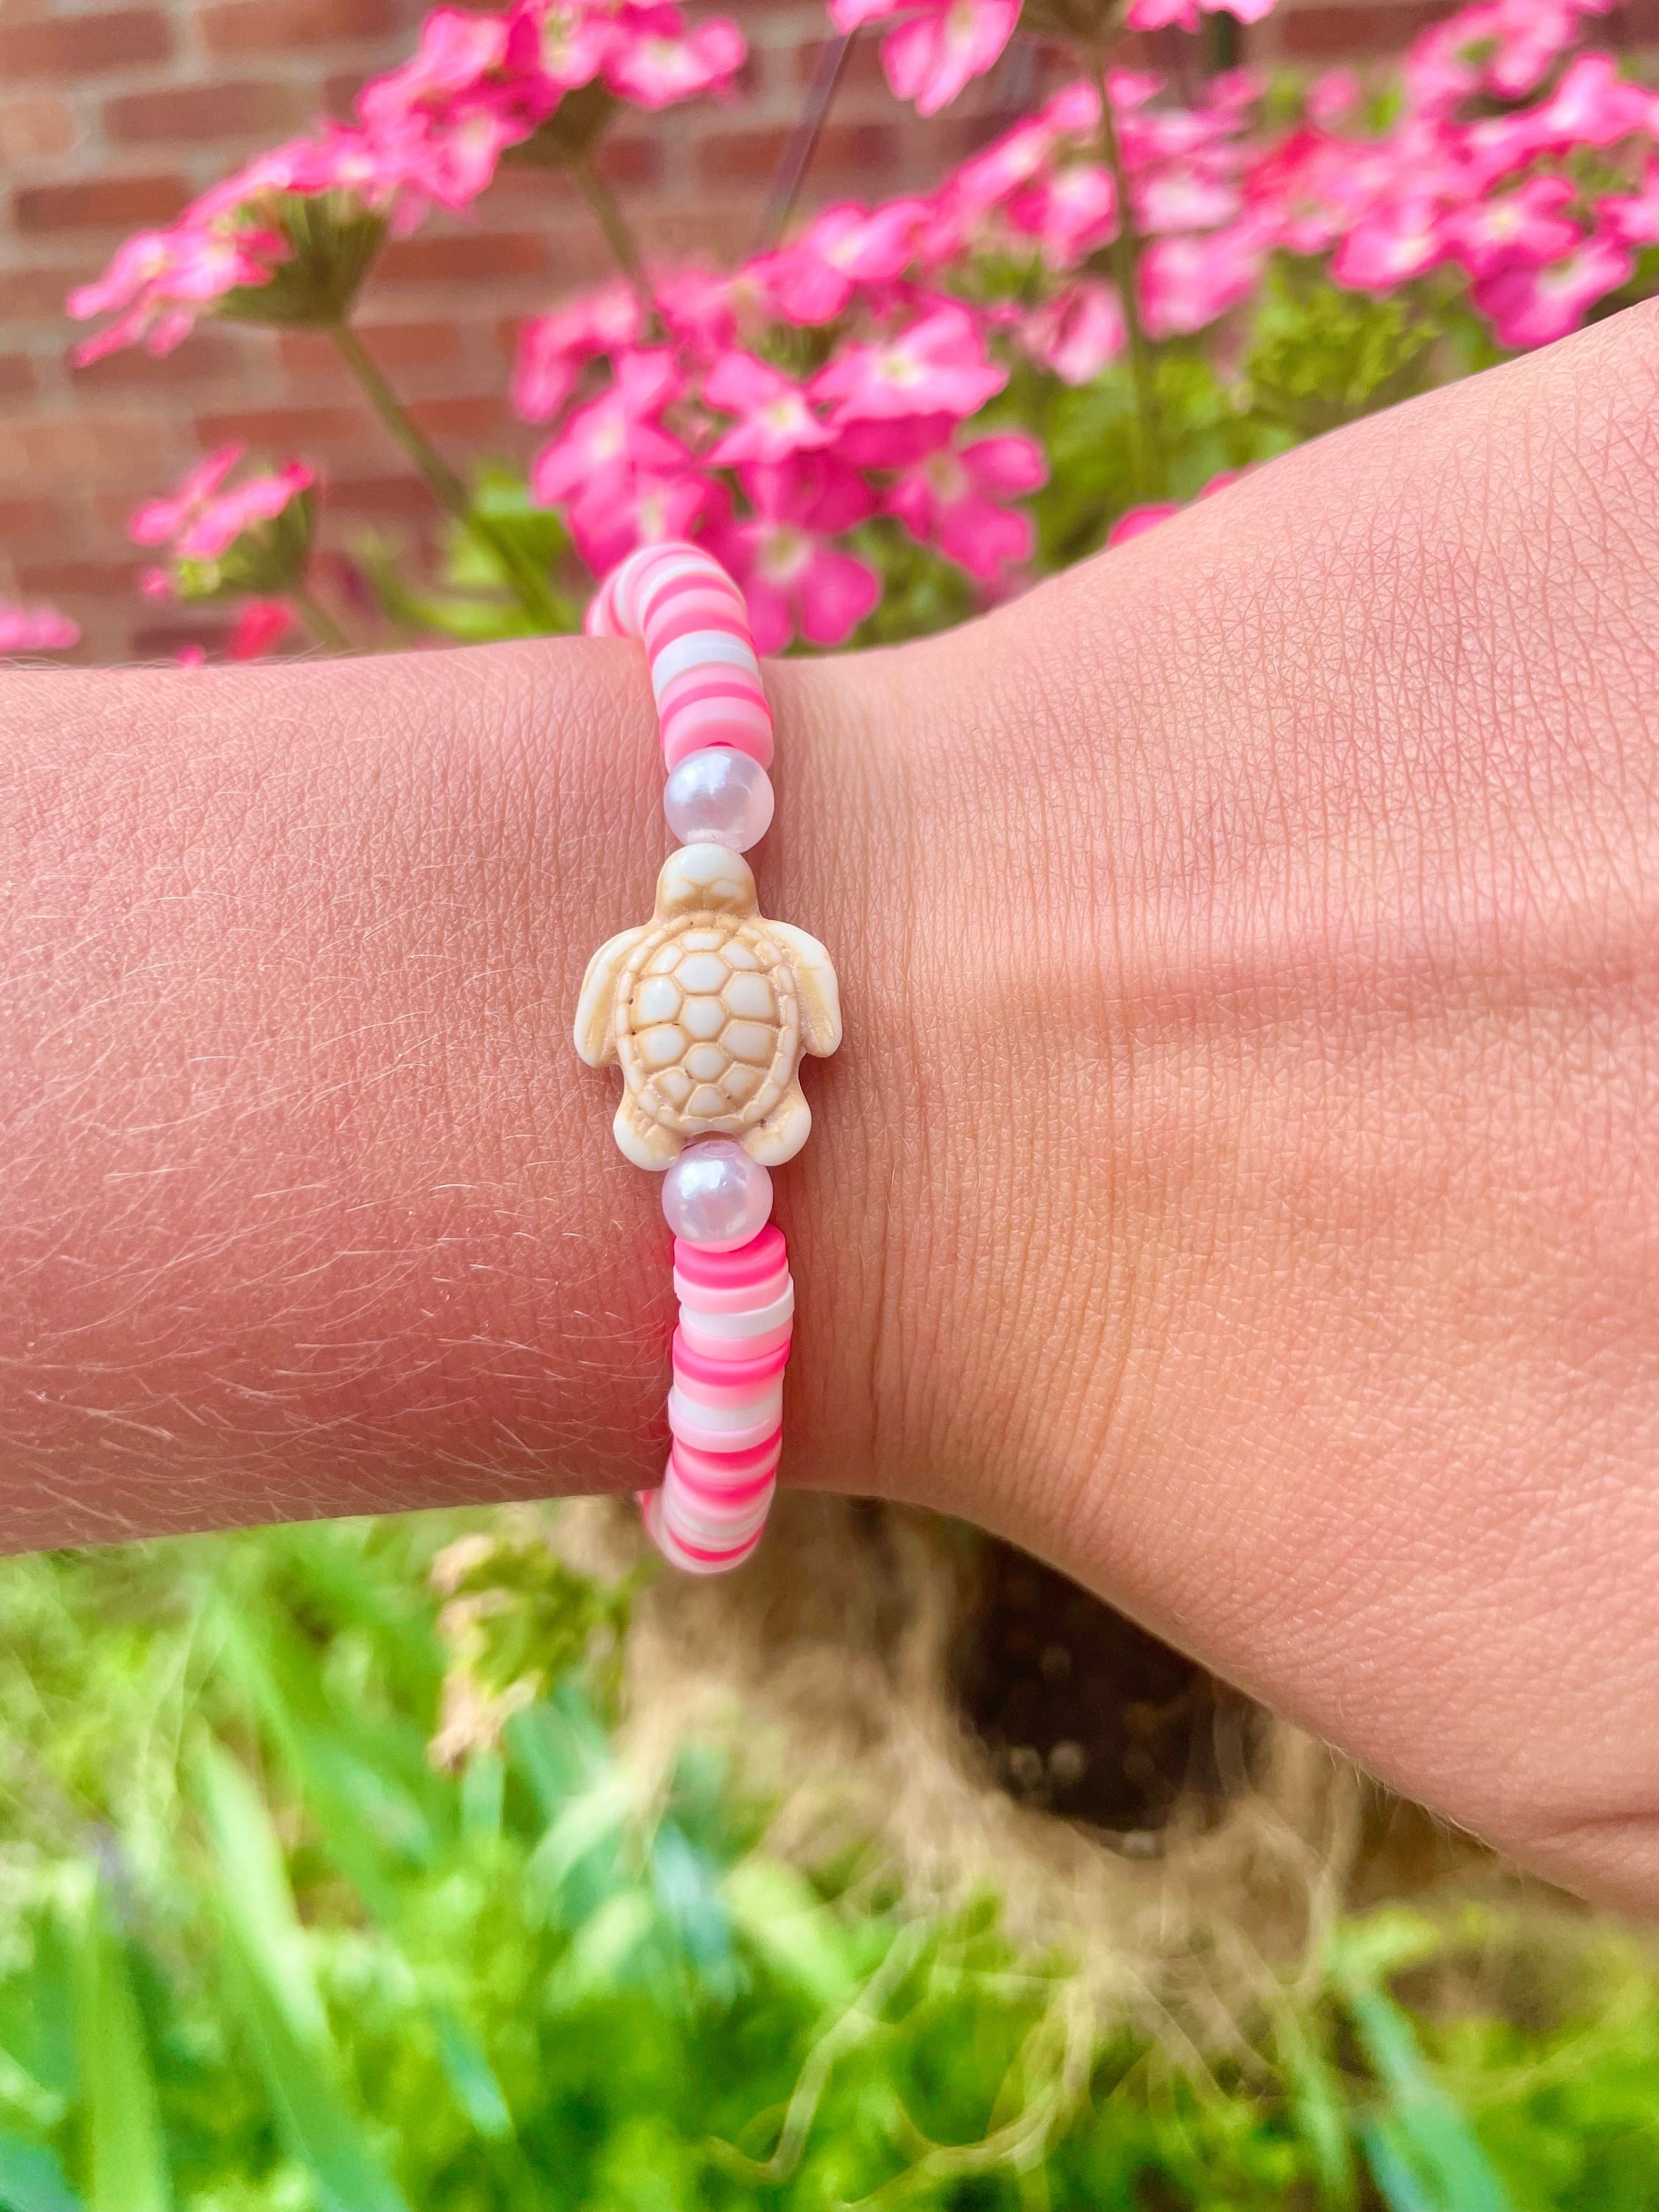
{"left": 0, "top": 0, "right": 1485, "bottom": 659}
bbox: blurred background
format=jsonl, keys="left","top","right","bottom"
{"left": 0, "top": 0, "right": 1581, "bottom": 658}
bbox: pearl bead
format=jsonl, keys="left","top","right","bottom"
{"left": 661, "top": 1138, "right": 773, "bottom": 1250}
{"left": 664, "top": 746, "right": 774, "bottom": 853}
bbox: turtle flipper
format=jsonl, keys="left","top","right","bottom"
{"left": 742, "top": 1079, "right": 811, "bottom": 1166}
{"left": 765, "top": 922, "right": 841, "bottom": 1057}
{"left": 574, "top": 926, "right": 645, "bottom": 1067}
{"left": 614, "top": 1090, "right": 684, "bottom": 1171}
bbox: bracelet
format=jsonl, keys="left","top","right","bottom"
{"left": 575, "top": 543, "right": 842, "bottom": 1573}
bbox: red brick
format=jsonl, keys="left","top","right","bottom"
{"left": 104, "top": 78, "right": 302, "bottom": 145}
{"left": 326, "top": 473, "right": 437, "bottom": 518}
{"left": 695, "top": 126, "right": 787, "bottom": 184}
{"left": 13, "top": 173, "right": 189, "bottom": 235}
{"left": 794, "top": 34, "right": 891, "bottom": 90}
{"left": 74, "top": 330, "right": 246, "bottom": 389}
{"left": 16, "top": 558, "right": 145, "bottom": 597}
{"left": 278, "top": 321, "right": 462, "bottom": 375}
{"left": 195, "top": 405, "right": 371, "bottom": 451}
{"left": 594, "top": 135, "right": 661, "bottom": 187}
{"left": 406, "top": 394, "right": 514, "bottom": 439}
{"left": 0, "top": 415, "right": 168, "bottom": 489}
{"left": 0, "top": 9, "right": 171, "bottom": 77}
{"left": 133, "top": 616, "right": 230, "bottom": 658}
{"left": 695, "top": 120, "right": 900, "bottom": 186}
{"left": 0, "top": 495, "right": 64, "bottom": 540}
{"left": 810, "top": 122, "right": 902, "bottom": 181}
{"left": 1279, "top": 4, "right": 1444, "bottom": 57}
{"left": 375, "top": 232, "right": 552, "bottom": 285}
{"left": 201, "top": 0, "right": 392, "bottom": 58}
{"left": 0, "top": 353, "right": 35, "bottom": 400}
{"left": 0, "top": 265, "right": 87, "bottom": 322}
{"left": 0, "top": 91, "right": 75, "bottom": 161}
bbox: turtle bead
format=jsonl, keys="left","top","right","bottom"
{"left": 664, "top": 745, "right": 774, "bottom": 852}
{"left": 661, "top": 1137, "right": 773, "bottom": 1248}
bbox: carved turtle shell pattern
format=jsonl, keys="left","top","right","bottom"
{"left": 614, "top": 911, "right": 800, "bottom": 1138}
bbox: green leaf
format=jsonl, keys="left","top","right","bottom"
{"left": 65, "top": 1877, "right": 170, "bottom": 2212}
{"left": 1345, "top": 1983, "right": 1513, "bottom": 2212}
{"left": 193, "top": 1741, "right": 412, "bottom": 2212}
{"left": 429, "top": 2008, "right": 513, "bottom": 2143}
{"left": 1274, "top": 2005, "right": 1357, "bottom": 2209}
{"left": 1360, "top": 2114, "right": 1438, "bottom": 2212}
{"left": 721, "top": 1857, "right": 856, "bottom": 2008}
{"left": 0, "top": 2135, "right": 81, "bottom": 2212}
{"left": 544, "top": 1891, "right": 655, "bottom": 2012}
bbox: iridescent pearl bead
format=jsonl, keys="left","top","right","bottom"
{"left": 661, "top": 1138, "right": 773, "bottom": 1250}
{"left": 664, "top": 746, "right": 774, "bottom": 853}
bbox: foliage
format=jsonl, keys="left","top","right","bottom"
{"left": 1, "top": 1517, "right": 1658, "bottom": 2211}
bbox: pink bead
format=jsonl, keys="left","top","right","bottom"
{"left": 644, "top": 1491, "right": 765, "bottom": 1575}
{"left": 666, "top": 1388, "right": 784, "bottom": 1454}
{"left": 674, "top": 1225, "right": 786, "bottom": 1290}
{"left": 672, "top": 1330, "right": 790, "bottom": 1393}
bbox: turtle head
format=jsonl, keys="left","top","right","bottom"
{"left": 655, "top": 843, "right": 757, "bottom": 919}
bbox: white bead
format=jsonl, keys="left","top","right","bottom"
{"left": 664, "top": 747, "right": 774, "bottom": 853}
{"left": 661, "top": 1138, "right": 773, "bottom": 1249}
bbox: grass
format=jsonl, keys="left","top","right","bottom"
{"left": 0, "top": 1509, "right": 1656, "bottom": 2211}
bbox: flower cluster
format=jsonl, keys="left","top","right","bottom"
{"left": 519, "top": 286, "right": 1046, "bottom": 647}
{"left": 1254, "top": 0, "right": 1657, "bottom": 347}
{"left": 132, "top": 445, "right": 318, "bottom": 608}
{"left": 68, "top": 0, "right": 742, "bottom": 364}
{"left": 66, "top": 0, "right": 1659, "bottom": 662}
{"left": 0, "top": 600, "right": 80, "bottom": 656}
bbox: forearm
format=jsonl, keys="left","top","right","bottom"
{"left": 2, "top": 303, "right": 1656, "bottom": 1907}
{"left": 870, "top": 302, "right": 1659, "bottom": 1907}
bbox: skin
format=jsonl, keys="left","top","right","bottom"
{"left": 2, "top": 302, "right": 1657, "bottom": 1908}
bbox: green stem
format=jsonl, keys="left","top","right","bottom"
{"left": 573, "top": 153, "right": 657, "bottom": 332}
{"left": 291, "top": 580, "right": 350, "bottom": 655}
{"left": 328, "top": 322, "right": 561, "bottom": 628}
{"left": 1089, "top": 44, "right": 1164, "bottom": 501}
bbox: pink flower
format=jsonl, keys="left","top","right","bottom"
{"left": 529, "top": 348, "right": 687, "bottom": 507}
{"left": 129, "top": 444, "right": 248, "bottom": 546}
{"left": 812, "top": 304, "right": 1006, "bottom": 428}
{"left": 1599, "top": 165, "right": 1659, "bottom": 247}
{"left": 131, "top": 448, "right": 315, "bottom": 561}
{"left": 1107, "top": 467, "right": 1242, "bottom": 547}
{"left": 712, "top": 456, "right": 880, "bottom": 652}
{"left": 1332, "top": 198, "right": 1449, "bottom": 290}
{"left": 829, "top": 0, "right": 1019, "bottom": 117}
{"left": 1307, "top": 68, "right": 1359, "bottom": 130}
{"left": 1529, "top": 51, "right": 1648, "bottom": 151}
{"left": 656, "top": 265, "right": 744, "bottom": 351}
{"left": 704, "top": 354, "right": 835, "bottom": 466}
{"left": 757, "top": 198, "right": 927, "bottom": 324}
{"left": 228, "top": 598, "right": 297, "bottom": 659}
{"left": 512, "top": 280, "right": 643, "bottom": 422}
{"left": 1107, "top": 502, "right": 1180, "bottom": 546}
{"left": 1006, "top": 164, "right": 1117, "bottom": 266}
{"left": 1472, "top": 233, "right": 1633, "bottom": 348}
{"left": 572, "top": 465, "right": 722, "bottom": 574}
{"left": 1020, "top": 279, "right": 1124, "bottom": 385}
{"left": 605, "top": 15, "right": 743, "bottom": 105}
{"left": 0, "top": 599, "right": 80, "bottom": 654}
{"left": 1126, "top": 0, "right": 1275, "bottom": 25}
{"left": 1441, "top": 175, "right": 1579, "bottom": 279}
{"left": 887, "top": 431, "right": 1046, "bottom": 583}
{"left": 67, "top": 223, "right": 284, "bottom": 364}
{"left": 67, "top": 125, "right": 437, "bottom": 363}
{"left": 1139, "top": 217, "right": 1267, "bottom": 338}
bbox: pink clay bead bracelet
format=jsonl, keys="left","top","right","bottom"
{"left": 575, "top": 543, "right": 842, "bottom": 1574}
